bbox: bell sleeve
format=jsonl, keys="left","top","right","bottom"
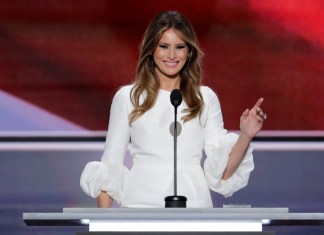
{"left": 80, "top": 86, "right": 131, "bottom": 204}
{"left": 202, "top": 87, "right": 254, "bottom": 198}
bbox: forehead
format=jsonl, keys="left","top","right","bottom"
{"left": 159, "top": 28, "right": 186, "bottom": 44}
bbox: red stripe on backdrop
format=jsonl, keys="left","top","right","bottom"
{"left": 0, "top": 0, "right": 323, "bottom": 130}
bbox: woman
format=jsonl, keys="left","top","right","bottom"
{"left": 80, "top": 11, "right": 267, "bottom": 208}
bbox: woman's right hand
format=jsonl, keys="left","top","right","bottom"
{"left": 97, "top": 191, "right": 113, "bottom": 208}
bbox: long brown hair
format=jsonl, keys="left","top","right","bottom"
{"left": 129, "top": 11, "right": 204, "bottom": 124}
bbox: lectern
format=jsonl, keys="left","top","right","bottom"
{"left": 23, "top": 207, "right": 324, "bottom": 234}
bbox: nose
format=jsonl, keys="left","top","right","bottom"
{"left": 168, "top": 48, "right": 176, "bottom": 59}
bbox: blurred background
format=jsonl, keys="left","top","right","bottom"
{"left": 0, "top": 0, "right": 323, "bottom": 234}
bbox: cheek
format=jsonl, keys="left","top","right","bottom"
{"left": 179, "top": 51, "right": 189, "bottom": 60}
{"left": 153, "top": 49, "right": 163, "bottom": 60}
{"left": 180, "top": 54, "right": 188, "bottom": 63}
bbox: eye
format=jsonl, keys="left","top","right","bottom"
{"left": 176, "top": 45, "right": 187, "bottom": 49}
{"left": 158, "top": 44, "right": 168, "bottom": 49}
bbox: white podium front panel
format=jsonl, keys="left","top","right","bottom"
{"left": 89, "top": 220, "right": 262, "bottom": 232}
{"left": 23, "top": 207, "right": 324, "bottom": 231}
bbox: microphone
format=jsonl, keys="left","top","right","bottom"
{"left": 165, "top": 89, "right": 187, "bottom": 208}
{"left": 170, "top": 89, "right": 182, "bottom": 108}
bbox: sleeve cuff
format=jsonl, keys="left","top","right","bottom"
{"left": 204, "top": 133, "right": 254, "bottom": 197}
{"left": 80, "top": 161, "right": 129, "bottom": 204}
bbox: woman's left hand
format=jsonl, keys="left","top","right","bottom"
{"left": 240, "top": 98, "right": 267, "bottom": 140}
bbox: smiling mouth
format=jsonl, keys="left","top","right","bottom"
{"left": 163, "top": 61, "right": 179, "bottom": 67}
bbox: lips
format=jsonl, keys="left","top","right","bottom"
{"left": 163, "top": 61, "right": 179, "bottom": 67}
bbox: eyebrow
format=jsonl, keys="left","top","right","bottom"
{"left": 158, "top": 42, "right": 187, "bottom": 46}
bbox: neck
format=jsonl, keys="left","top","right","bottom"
{"left": 155, "top": 67, "right": 181, "bottom": 91}
{"left": 158, "top": 77, "right": 181, "bottom": 91}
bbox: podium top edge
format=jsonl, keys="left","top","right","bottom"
{"left": 62, "top": 207, "right": 289, "bottom": 213}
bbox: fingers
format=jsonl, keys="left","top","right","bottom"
{"left": 253, "top": 97, "right": 266, "bottom": 119}
{"left": 257, "top": 114, "right": 265, "bottom": 123}
{"left": 248, "top": 98, "right": 267, "bottom": 122}
{"left": 257, "top": 109, "right": 267, "bottom": 120}
{"left": 256, "top": 105, "right": 267, "bottom": 121}
{"left": 254, "top": 97, "right": 264, "bottom": 109}
{"left": 242, "top": 98, "right": 267, "bottom": 123}
{"left": 241, "top": 109, "right": 249, "bottom": 118}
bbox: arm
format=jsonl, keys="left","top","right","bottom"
{"left": 222, "top": 98, "right": 266, "bottom": 180}
{"left": 80, "top": 86, "right": 131, "bottom": 206}
{"left": 97, "top": 191, "right": 113, "bottom": 208}
{"left": 203, "top": 87, "right": 266, "bottom": 197}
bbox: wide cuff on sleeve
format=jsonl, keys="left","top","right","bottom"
{"left": 80, "top": 161, "right": 129, "bottom": 204}
{"left": 204, "top": 133, "right": 254, "bottom": 198}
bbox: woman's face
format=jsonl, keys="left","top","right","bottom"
{"left": 153, "top": 28, "right": 189, "bottom": 81}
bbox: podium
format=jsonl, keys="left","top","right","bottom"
{"left": 23, "top": 208, "right": 324, "bottom": 234}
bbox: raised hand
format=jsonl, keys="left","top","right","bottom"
{"left": 240, "top": 98, "right": 267, "bottom": 140}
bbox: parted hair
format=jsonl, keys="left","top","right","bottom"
{"left": 129, "top": 11, "right": 204, "bottom": 124}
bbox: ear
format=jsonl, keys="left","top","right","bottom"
{"left": 188, "top": 50, "right": 192, "bottom": 59}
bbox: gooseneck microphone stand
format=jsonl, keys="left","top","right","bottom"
{"left": 164, "top": 89, "right": 187, "bottom": 208}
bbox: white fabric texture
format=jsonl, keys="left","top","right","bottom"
{"left": 80, "top": 85, "right": 254, "bottom": 207}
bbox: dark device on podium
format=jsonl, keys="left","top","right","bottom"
{"left": 165, "top": 89, "right": 187, "bottom": 208}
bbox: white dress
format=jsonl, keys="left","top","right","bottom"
{"left": 80, "top": 85, "right": 254, "bottom": 208}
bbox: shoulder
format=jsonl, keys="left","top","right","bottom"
{"left": 200, "top": 85, "right": 214, "bottom": 95}
{"left": 200, "top": 86, "right": 220, "bottom": 104}
{"left": 111, "top": 84, "right": 134, "bottom": 107}
{"left": 113, "top": 84, "right": 134, "bottom": 100}
{"left": 115, "top": 84, "right": 134, "bottom": 97}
